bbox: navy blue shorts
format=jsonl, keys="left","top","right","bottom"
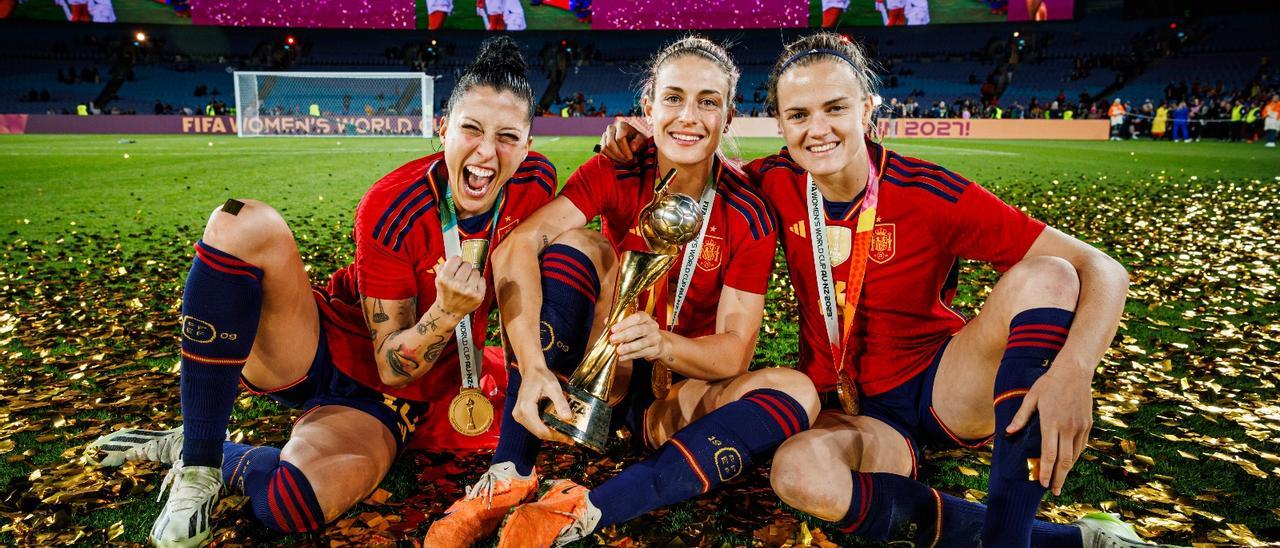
{"left": 240, "top": 328, "right": 428, "bottom": 453}
{"left": 820, "top": 338, "right": 993, "bottom": 479}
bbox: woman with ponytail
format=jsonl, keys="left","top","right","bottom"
{"left": 90, "top": 36, "right": 557, "bottom": 546}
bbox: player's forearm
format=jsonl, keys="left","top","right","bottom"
{"left": 1053, "top": 251, "right": 1130, "bottom": 379}
{"left": 374, "top": 303, "right": 462, "bottom": 386}
{"left": 654, "top": 330, "right": 754, "bottom": 381}
{"left": 493, "top": 229, "right": 550, "bottom": 376}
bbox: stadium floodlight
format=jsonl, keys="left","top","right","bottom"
{"left": 233, "top": 71, "right": 434, "bottom": 138}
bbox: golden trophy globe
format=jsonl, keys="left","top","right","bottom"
{"left": 541, "top": 188, "right": 705, "bottom": 452}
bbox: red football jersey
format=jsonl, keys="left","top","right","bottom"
{"left": 560, "top": 141, "right": 776, "bottom": 339}
{"left": 320, "top": 151, "right": 556, "bottom": 402}
{"left": 752, "top": 141, "right": 1046, "bottom": 396}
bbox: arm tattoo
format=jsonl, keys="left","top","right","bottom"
{"left": 387, "top": 343, "right": 423, "bottom": 378}
{"left": 540, "top": 234, "right": 550, "bottom": 252}
{"left": 374, "top": 328, "right": 404, "bottom": 354}
{"left": 423, "top": 335, "right": 448, "bottom": 362}
{"left": 385, "top": 349, "right": 410, "bottom": 377}
{"left": 417, "top": 310, "right": 441, "bottom": 335}
{"left": 372, "top": 299, "right": 390, "bottom": 323}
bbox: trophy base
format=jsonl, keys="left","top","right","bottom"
{"left": 541, "top": 384, "right": 611, "bottom": 453}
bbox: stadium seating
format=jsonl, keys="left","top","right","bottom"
{"left": 0, "top": 8, "right": 1275, "bottom": 118}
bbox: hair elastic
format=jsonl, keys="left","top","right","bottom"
{"left": 779, "top": 48, "right": 858, "bottom": 74}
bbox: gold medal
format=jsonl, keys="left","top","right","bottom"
{"left": 651, "top": 362, "right": 672, "bottom": 399}
{"left": 448, "top": 388, "right": 494, "bottom": 436}
{"left": 835, "top": 371, "right": 860, "bottom": 416}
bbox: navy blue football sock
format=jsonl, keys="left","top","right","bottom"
{"left": 491, "top": 243, "right": 599, "bottom": 475}
{"left": 983, "top": 307, "right": 1075, "bottom": 547}
{"left": 1034, "top": 519, "right": 1085, "bottom": 547}
{"left": 833, "top": 471, "right": 1082, "bottom": 546}
{"left": 492, "top": 367, "right": 540, "bottom": 476}
{"left": 838, "top": 471, "right": 977, "bottom": 544}
{"left": 222, "top": 442, "right": 325, "bottom": 532}
{"left": 537, "top": 243, "right": 599, "bottom": 374}
{"left": 589, "top": 388, "right": 809, "bottom": 528}
{"left": 180, "top": 241, "right": 262, "bottom": 468}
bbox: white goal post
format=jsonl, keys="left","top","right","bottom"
{"left": 233, "top": 71, "right": 433, "bottom": 138}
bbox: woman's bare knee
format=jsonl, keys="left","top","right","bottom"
{"left": 998, "top": 255, "right": 1080, "bottom": 311}
{"left": 201, "top": 199, "right": 294, "bottom": 264}
{"left": 771, "top": 434, "right": 849, "bottom": 521}
{"left": 283, "top": 408, "right": 397, "bottom": 522}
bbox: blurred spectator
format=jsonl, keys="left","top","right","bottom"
{"left": 1152, "top": 102, "right": 1168, "bottom": 140}
{"left": 1263, "top": 94, "right": 1279, "bottom": 147}
{"left": 1245, "top": 102, "right": 1260, "bottom": 142}
{"left": 1232, "top": 100, "right": 1245, "bottom": 142}
{"left": 1108, "top": 98, "right": 1126, "bottom": 140}
{"left": 1171, "top": 101, "right": 1190, "bottom": 142}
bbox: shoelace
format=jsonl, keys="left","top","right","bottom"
{"left": 545, "top": 488, "right": 594, "bottom": 546}
{"left": 128, "top": 433, "right": 181, "bottom": 464}
{"left": 156, "top": 464, "right": 180, "bottom": 503}
{"left": 465, "top": 468, "right": 511, "bottom": 509}
{"left": 155, "top": 463, "right": 220, "bottom": 509}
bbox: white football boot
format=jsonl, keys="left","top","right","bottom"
{"left": 1076, "top": 512, "right": 1184, "bottom": 548}
{"left": 90, "top": 427, "right": 184, "bottom": 467}
{"left": 148, "top": 461, "right": 222, "bottom": 548}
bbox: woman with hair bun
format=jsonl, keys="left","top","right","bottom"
{"left": 428, "top": 35, "right": 819, "bottom": 548}
{"left": 89, "top": 36, "right": 557, "bottom": 547}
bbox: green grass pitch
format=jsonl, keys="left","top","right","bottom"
{"left": 0, "top": 134, "right": 1277, "bottom": 545}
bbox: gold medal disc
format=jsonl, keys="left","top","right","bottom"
{"left": 651, "top": 363, "right": 672, "bottom": 399}
{"left": 448, "top": 388, "right": 494, "bottom": 436}
{"left": 835, "top": 371, "right": 860, "bottom": 416}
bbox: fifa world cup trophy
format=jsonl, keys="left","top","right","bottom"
{"left": 541, "top": 187, "right": 704, "bottom": 451}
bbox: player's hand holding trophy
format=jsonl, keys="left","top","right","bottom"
{"left": 541, "top": 169, "right": 704, "bottom": 451}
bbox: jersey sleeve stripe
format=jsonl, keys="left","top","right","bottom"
{"left": 377, "top": 187, "right": 434, "bottom": 246}
{"left": 760, "top": 149, "right": 806, "bottom": 175}
{"left": 508, "top": 173, "right": 555, "bottom": 196}
{"left": 720, "top": 174, "right": 776, "bottom": 237}
{"left": 886, "top": 159, "right": 966, "bottom": 195}
{"left": 761, "top": 158, "right": 806, "bottom": 175}
{"left": 513, "top": 163, "right": 555, "bottom": 181}
{"left": 883, "top": 178, "right": 959, "bottom": 203}
{"left": 371, "top": 178, "right": 429, "bottom": 241}
{"left": 721, "top": 194, "right": 763, "bottom": 240}
{"left": 520, "top": 153, "right": 554, "bottom": 171}
{"left": 884, "top": 164, "right": 964, "bottom": 200}
{"left": 727, "top": 188, "right": 775, "bottom": 235}
{"left": 890, "top": 156, "right": 972, "bottom": 191}
{"left": 391, "top": 199, "right": 437, "bottom": 250}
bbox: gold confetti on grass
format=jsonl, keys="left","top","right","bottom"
{"left": 1, "top": 171, "right": 1278, "bottom": 545}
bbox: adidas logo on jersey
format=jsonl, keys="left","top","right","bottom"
{"left": 789, "top": 221, "right": 807, "bottom": 238}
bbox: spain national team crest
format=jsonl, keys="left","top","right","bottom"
{"left": 870, "top": 224, "right": 896, "bottom": 264}
{"left": 714, "top": 447, "right": 744, "bottom": 481}
{"left": 181, "top": 315, "right": 216, "bottom": 344}
{"left": 697, "top": 237, "right": 723, "bottom": 271}
{"left": 825, "top": 226, "right": 853, "bottom": 266}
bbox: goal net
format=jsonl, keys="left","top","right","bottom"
{"left": 233, "top": 71, "right": 433, "bottom": 138}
